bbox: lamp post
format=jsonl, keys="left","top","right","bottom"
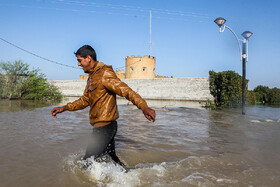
{"left": 214, "top": 17, "right": 253, "bottom": 115}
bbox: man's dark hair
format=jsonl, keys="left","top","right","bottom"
{"left": 74, "top": 45, "right": 97, "bottom": 61}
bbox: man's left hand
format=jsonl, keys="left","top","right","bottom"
{"left": 143, "top": 107, "right": 156, "bottom": 122}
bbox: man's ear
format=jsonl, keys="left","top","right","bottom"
{"left": 86, "top": 55, "right": 92, "bottom": 63}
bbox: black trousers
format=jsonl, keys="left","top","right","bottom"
{"left": 83, "top": 121, "right": 124, "bottom": 166}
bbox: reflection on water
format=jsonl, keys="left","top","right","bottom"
{"left": 0, "top": 100, "right": 60, "bottom": 112}
{"left": 0, "top": 100, "right": 280, "bottom": 187}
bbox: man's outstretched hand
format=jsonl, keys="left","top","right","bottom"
{"left": 143, "top": 107, "right": 156, "bottom": 122}
{"left": 51, "top": 107, "right": 65, "bottom": 118}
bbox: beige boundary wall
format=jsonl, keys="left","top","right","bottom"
{"left": 49, "top": 78, "right": 213, "bottom": 102}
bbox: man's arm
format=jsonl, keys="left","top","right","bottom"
{"left": 51, "top": 88, "right": 90, "bottom": 118}
{"left": 102, "top": 66, "right": 156, "bottom": 122}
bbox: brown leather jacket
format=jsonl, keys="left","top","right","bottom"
{"left": 63, "top": 62, "right": 148, "bottom": 127}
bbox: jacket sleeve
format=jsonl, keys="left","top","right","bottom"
{"left": 101, "top": 66, "right": 148, "bottom": 111}
{"left": 63, "top": 87, "right": 90, "bottom": 111}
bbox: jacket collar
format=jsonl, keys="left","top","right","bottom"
{"left": 88, "top": 61, "right": 105, "bottom": 75}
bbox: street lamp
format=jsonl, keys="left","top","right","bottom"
{"left": 214, "top": 17, "right": 253, "bottom": 115}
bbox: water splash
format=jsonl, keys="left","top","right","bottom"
{"left": 78, "top": 157, "right": 141, "bottom": 187}
{"left": 63, "top": 153, "right": 245, "bottom": 186}
{"left": 64, "top": 153, "right": 168, "bottom": 186}
{"left": 250, "top": 119, "right": 280, "bottom": 123}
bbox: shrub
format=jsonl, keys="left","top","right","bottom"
{"left": 268, "top": 87, "right": 280, "bottom": 104}
{"left": 209, "top": 70, "right": 246, "bottom": 108}
{"left": 209, "top": 70, "right": 280, "bottom": 108}
{"left": 0, "top": 60, "right": 62, "bottom": 101}
{"left": 253, "top": 85, "right": 270, "bottom": 104}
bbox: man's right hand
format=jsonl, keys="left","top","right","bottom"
{"left": 143, "top": 107, "right": 156, "bottom": 122}
{"left": 51, "top": 107, "right": 65, "bottom": 118}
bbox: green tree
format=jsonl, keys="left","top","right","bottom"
{"left": 253, "top": 85, "right": 270, "bottom": 104}
{"left": 252, "top": 85, "right": 280, "bottom": 104}
{"left": 209, "top": 70, "right": 246, "bottom": 108}
{"left": 268, "top": 87, "right": 280, "bottom": 104}
{"left": 208, "top": 70, "right": 280, "bottom": 107}
{"left": 0, "top": 73, "right": 5, "bottom": 96}
{"left": 0, "top": 60, "right": 62, "bottom": 101}
{"left": 0, "top": 60, "right": 29, "bottom": 99}
{"left": 246, "top": 90, "right": 256, "bottom": 105}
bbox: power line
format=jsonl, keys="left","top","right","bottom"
{"left": 0, "top": 36, "right": 141, "bottom": 71}
{"left": 8, "top": 4, "right": 147, "bottom": 18}
{"left": 52, "top": 0, "right": 214, "bottom": 19}
{"left": 0, "top": 3, "right": 211, "bottom": 23}
{"left": 115, "top": 59, "right": 142, "bottom": 70}
{"left": 16, "top": 4, "right": 209, "bottom": 23}
{"left": 0, "top": 1, "right": 213, "bottom": 70}
{"left": 0, "top": 37, "right": 79, "bottom": 69}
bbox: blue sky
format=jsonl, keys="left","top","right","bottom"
{"left": 0, "top": 0, "right": 279, "bottom": 89}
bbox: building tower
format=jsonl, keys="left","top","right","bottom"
{"left": 125, "top": 55, "right": 156, "bottom": 79}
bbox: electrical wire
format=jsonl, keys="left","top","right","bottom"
{"left": 4, "top": 4, "right": 148, "bottom": 18}
{"left": 5, "top": 3, "right": 210, "bottom": 23}
{"left": 0, "top": 37, "right": 79, "bottom": 69}
{"left": 0, "top": 1, "right": 213, "bottom": 70}
{"left": 115, "top": 58, "right": 142, "bottom": 70}
{"left": 0, "top": 1, "right": 213, "bottom": 23}
{"left": 51, "top": 0, "right": 214, "bottom": 19}
{"left": 0, "top": 36, "right": 143, "bottom": 71}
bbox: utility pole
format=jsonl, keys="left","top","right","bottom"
{"left": 149, "top": 10, "right": 152, "bottom": 56}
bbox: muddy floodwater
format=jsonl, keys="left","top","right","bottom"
{"left": 1, "top": 100, "right": 280, "bottom": 187}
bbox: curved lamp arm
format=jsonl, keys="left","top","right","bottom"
{"left": 221, "top": 25, "right": 243, "bottom": 61}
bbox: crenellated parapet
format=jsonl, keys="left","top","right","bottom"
{"left": 126, "top": 55, "right": 156, "bottom": 60}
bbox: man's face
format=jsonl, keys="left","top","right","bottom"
{"left": 77, "top": 55, "right": 92, "bottom": 73}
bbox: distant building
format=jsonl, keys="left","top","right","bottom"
{"left": 80, "top": 75, "right": 88, "bottom": 80}
{"left": 116, "top": 69, "right": 125, "bottom": 79}
{"left": 79, "top": 55, "right": 167, "bottom": 80}
{"left": 125, "top": 55, "right": 156, "bottom": 79}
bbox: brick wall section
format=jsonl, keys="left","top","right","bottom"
{"left": 49, "top": 78, "right": 213, "bottom": 101}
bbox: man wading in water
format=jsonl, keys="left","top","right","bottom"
{"left": 51, "top": 45, "right": 156, "bottom": 167}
